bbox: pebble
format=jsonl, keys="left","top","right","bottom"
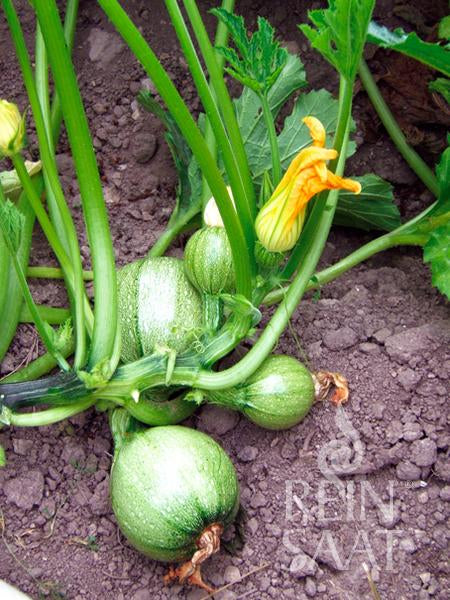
{"left": 289, "top": 553, "right": 317, "bottom": 579}
{"left": 4, "top": 471, "right": 44, "bottom": 509}
{"left": 305, "top": 577, "right": 317, "bottom": 596}
{"left": 439, "top": 486, "right": 450, "bottom": 501}
{"left": 250, "top": 491, "right": 266, "bottom": 509}
{"left": 323, "top": 326, "right": 358, "bottom": 350}
{"left": 410, "top": 439, "right": 437, "bottom": 467}
{"left": 396, "top": 461, "right": 421, "bottom": 481}
{"left": 198, "top": 405, "right": 239, "bottom": 435}
{"left": 12, "top": 438, "right": 33, "bottom": 456}
{"left": 400, "top": 537, "right": 417, "bottom": 553}
{"left": 223, "top": 565, "right": 241, "bottom": 584}
{"left": 131, "top": 590, "right": 152, "bottom": 600}
{"left": 359, "top": 342, "right": 380, "bottom": 354}
{"left": 132, "top": 132, "right": 158, "bottom": 164}
{"left": 88, "top": 28, "right": 124, "bottom": 68}
{"left": 397, "top": 367, "right": 421, "bottom": 391}
{"left": 237, "top": 446, "right": 259, "bottom": 462}
{"left": 402, "top": 422, "right": 423, "bottom": 442}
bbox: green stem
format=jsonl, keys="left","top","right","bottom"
{"left": 98, "top": 0, "right": 252, "bottom": 299}
{"left": 0, "top": 181, "right": 40, "bottom": 362}
{"left": 182, "top": 0, "right": 257, "bottom": 230}
{"left": 2, "top": 336, "right": 75, "bottom": 384}
{"left": 50, "top": 0, "right": 79, "bottom": 145}
{"left": 0, "top": 231, "right": 8, "bottom": 319}
{"left": 20, "top": 304, "right": 70, "bottom": 325}
{"left": 263, "top": 232, "right": 427, "bottom": 306}
{"left": 0, "top": 186, "right": 69, "bottom": 371}
{"left": 259, "top": 91, "right": 281, "bottom": 185}
{"left": 201, "top": 0, "right": 234, "bottom": 206}
{"left": 359, "top": 59, "right": 439, "bottom": 197}
{"left": 27, "top": 266, "right": 93, "bottom": 280}
{"left": 33, "top": 0, "right": 118, "bottom": 368}
{"left": 147, "top": 213, "right": 199, "bottom": 258}
{"left": 8, "top": 397, "right": 95, "bottom": 427}
{"left": 165, "top": 0, "right": 253, "bottom": 273}
{"left": 3, "top": 0, "right": 88, "bottom": 369}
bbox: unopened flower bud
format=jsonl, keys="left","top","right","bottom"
{"left": 203, "top": 186, "right": 235, "bottom": 227}
{"left": 0, "top": 100, "right": 25, "bottom": 158}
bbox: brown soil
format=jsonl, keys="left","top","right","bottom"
{"left": 0, "top": 1, "right": 449, "bottom": 599}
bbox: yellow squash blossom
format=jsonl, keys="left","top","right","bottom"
{"left": 255, "top": 116, "right": 361, "bottom": 253}
{"left": 0, "top": 100, "right": 25, "bottom": 158}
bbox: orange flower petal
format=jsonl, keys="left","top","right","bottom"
{"left": 325, "top": 171, "right": 362, "bottom": 193}
{"left": 302, "top": 116, "right": 326, "bottom": 147}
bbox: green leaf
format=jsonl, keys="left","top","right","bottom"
{"left": 429, "top": 78, "right": 450, "bottom": 104}
{"left": 367, "top": 21, "right": 450, "bottom": 77}
{"left": 334, "top": 174, "right": 401, "bottom": 231}
{"left": 211, "top": 8, "right": 288, "bottom": 94}
{"left": 0, "top": 197, "right": 24, "bottom": 252}
{"left": 0, "top": 160, "right": 42, "bottom": 201}
{"left": 299, "top": 0, "right": 375, "bottom": 81}
{"left": 138, "top": 90, "right": 202, "bottom": 226}
{"left": 423, "top": 221, "right": 450, "bottom": 300}
{"left": 0, "top": 444, "right": 5, "bottom": 467}
{"left": 248, "top": 89, "right": 355, "bottom": 187}
{"left": 438, "top": 15, "right": 450, "bottom": 40}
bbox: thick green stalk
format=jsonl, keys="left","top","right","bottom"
{"left": 27, "top": 266, "right": 93, "bottom": 280}
{"left": 3, "top": 0, "right": 88, "bottom": 368}
{"left": 20, "top": 304, "right": 70, "bottom": 325}
{"left": 33, "top": 0, "right": 118, "bottom": 368}
{"left": 0, "top": 232, "right": 8, "bottom": 319}
{"left": 0, "top": 180, "right": 40, "bottom": 362}
{"left": 0, "top": 186, "right": 69, "bottom": 371}
{"left": 165, "top": 0, "right": 253, "bottom": 273}
{"left": 8, "top": 397, "right": 95, "bottom": 427}
{"left": 201, "top": 0, "right": 234, "bottom": 205}
{"left": 259, "top": 91, "right": 281, "bottom": 185}
{"left": 359, "top": 59, "right": 438, "bottom": 196}
{"left": 182, "top": 0, "right": 257, "bottom": 228}
{"left": 97, "top": 0, "right": 252, "bottom": 298}
{"left": 263, "top": 232, "right": 428, "bottom": 306}
{"left": 50, "top": 0, "right": 79, "bottom": 145}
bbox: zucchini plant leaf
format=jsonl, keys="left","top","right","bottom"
{"left": 423, "top": 221, "right": 450, "bottom": 300}
{"left": 439, "top": 15, "right": 450, "bottom": 40}
{"left": 0, "top": 197, "right": 24, "bottom": 252}
{"left": 335, "top": 174, "right": 400, "bottom": 231}
{"left": 137, "top": 91, "right": 202, "bottom": 227}
{"left": 299, "top": 0, "right": 375, "bottom": 81}
{"left": 248, "top": 89, "right": 355, "bottom": 189}
{"left": 367, "top": 21, "right": 450, "bottom": 77}
{"left": 211, "top": 8, "right": 288, "bottom": 94}
{"left": 0, "top": 160, "right": 42, "bottom": 202}
{"left": 429, "top": 78, "right": 450, "bottom": 104}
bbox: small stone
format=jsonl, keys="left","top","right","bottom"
{"left": 434, "top": 456, "right": 450, "bottom": 482}
{"left": 400, "top": 537, "right": 417, "bottom": 553}
{"left": 402, "top": 422, "right": 423, "bottom": 442}
{"left": 323, "top": 327, "right": 358, "bottom": 350}
{"left": 199, "top": 405, "right": 239, "bottom": 435}
{"left": 12, "top": 438, "right": 33, "bottom": 456}
{"left": 289, "top": 553, "right": 317, "bottom": 578}
{"left": 88, "top": 28, "right": 124, "bottom": 68}
{"left": 237, "top": 446, "right": 258, "bottom": 462}
{"left": 223, "top": 566, "right": 241, "bottom": 585}
{"left": 417, "top": 491, "right": 429, "bottom": 504}
{"left": 4, "top": 471, "right": 44, "bottom": 509}
{"left": 439, "top": 486, "right": 450, "bottom": 501}
{"left": 247, "top": 517, "right": 259, "bottom": 535}
{"left": 250, "top": 491, "right": 266, "bottom": 509}
{"left": 305, "top": 577, "right": 317, "bottom": 597}
{"left": 373, "top": 327, "right": 391, "bottom": 343}
{"left": 132, "top": 590, "right": 152, "bottom": 600}
{"left": 410, "top": 439, "right": 437, "bottom": 467}
{"left": 419, "top": 572, "right": 431, "bottom": 586}
{"left": 132, "top": 133, "right": 158, "bottom": 164}
{"left": 397, "top": 367, "right": 421, "bottom": 391}
{"left": 396, "top": 461, "right": 421, "bottom": 481}
{"left": 359, "top": 342, "right": 380, "bottom": 354}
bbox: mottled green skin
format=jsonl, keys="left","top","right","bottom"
{"left": 242, "top": 355, "right": 314, "bottom": 430}
{"left": 110, "top": 426, "right": 240, "bottom": 562}
{"left": 184, "top": 227, "right": 235, "bottom": 295}
{"left": 117, "top": 257, "right": 203, "bottom": 363}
